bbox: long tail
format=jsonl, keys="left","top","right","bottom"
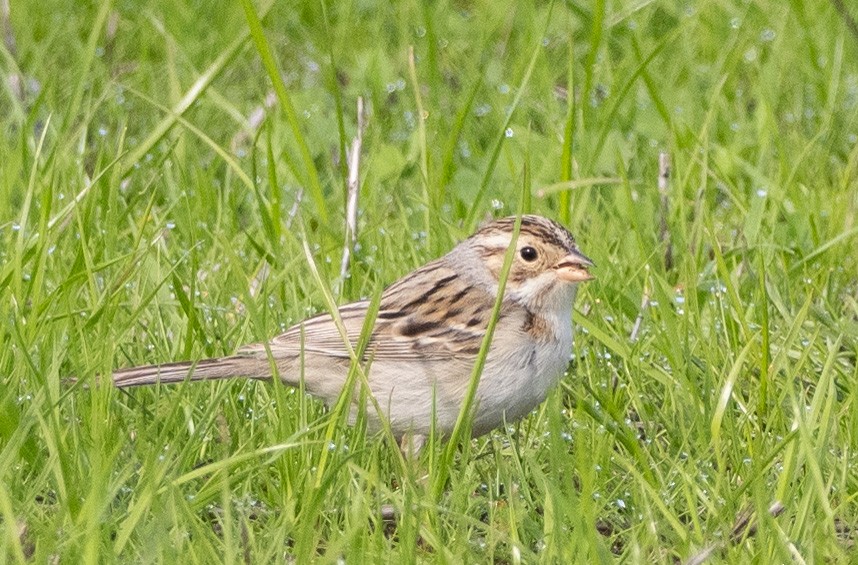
{"left": 113, "top": 356, "right": 274, "bottom": 388}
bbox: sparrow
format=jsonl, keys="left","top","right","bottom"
{"left": 113, "top": 215, "right": 594, "bottom": 439}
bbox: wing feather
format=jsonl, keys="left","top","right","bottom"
{"left": 238, "top": 260, "right": 493, "bottom": 362}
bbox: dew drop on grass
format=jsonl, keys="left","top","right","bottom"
{"left": 474, "top": 103, "right": 491, "bottom": 117}
{"left": 760, "top": 28, "right": 775, "bottom": 42}
{"left": 459, "top": 139, "right": 471, "bottom": 158}
{"left": 498, "top": 83, "right": 510, "bottom": 94}
{"left": 505, "top": 127, "right": 514, "bottom": 138}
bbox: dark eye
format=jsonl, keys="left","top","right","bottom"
{"left": 520, "top": 246, "right": 538, "bottom": 262}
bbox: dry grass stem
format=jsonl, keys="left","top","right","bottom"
{"left": 340, "top": 96, "right": 367, "bottom": 283}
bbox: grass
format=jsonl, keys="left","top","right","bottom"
{"left": 1, "top": 0, "right": 857, "bottom": 562}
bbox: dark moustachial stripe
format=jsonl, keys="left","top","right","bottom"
{"left": 522, "top": 309, "right": 535, "bottom": 332}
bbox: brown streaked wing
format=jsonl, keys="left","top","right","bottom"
{"left": 240, "top": 260, "right": 490, "bottom": 362}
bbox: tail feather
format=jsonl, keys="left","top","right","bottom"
{"left": 113, "top": 356, "right": 273, "bottom": 388}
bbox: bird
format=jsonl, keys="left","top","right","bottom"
{"left": 113, "top": 215, "right": 594, "bottom": 440}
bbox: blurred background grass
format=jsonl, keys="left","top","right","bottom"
{"left": 1, "top": 0, "right": 857, "bottom": 562}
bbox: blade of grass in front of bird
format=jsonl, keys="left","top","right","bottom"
{"left": 298, "top": 236, "right": 407, "bottom": 483}
{"left": 432, "top": 192, "right": 525, "bottom": 501}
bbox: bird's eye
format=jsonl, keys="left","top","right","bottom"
{"left": 520, "top": 246, "right": 538, "bottom": 262}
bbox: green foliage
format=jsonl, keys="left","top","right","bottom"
{"left": 1, "top": 0, "right": 856, "bottom": 561}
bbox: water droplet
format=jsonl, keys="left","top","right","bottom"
{"left": 459, "top": 140, "right": 471, "bottom": 158}
{"left": 505, "top": 128, "right": 514, "bottom": 138}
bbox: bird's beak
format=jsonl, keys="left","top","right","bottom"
{"left": 554, "top": 249, "right": 595, "bottom": 282}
